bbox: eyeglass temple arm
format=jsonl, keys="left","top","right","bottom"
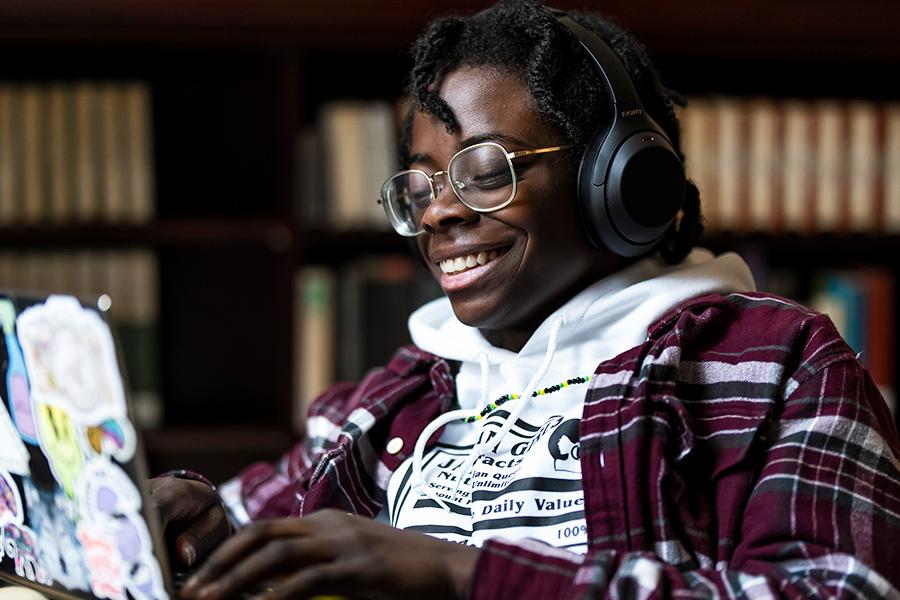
{"left": 506, "top": 144, "right": 573, "bottom": 159}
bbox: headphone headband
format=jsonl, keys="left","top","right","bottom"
{"left": 550, "top": 8, "right": 687, "bottom": 257}
{"left": 553, "top": 13, "right": 640, "bottom": 107}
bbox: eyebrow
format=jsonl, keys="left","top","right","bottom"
{"left": 408, "top": 131, "right": 533, "bottom": 166}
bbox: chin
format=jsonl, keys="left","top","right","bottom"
{"left": 446, "top": 294, "right": 517, "bottom": 331}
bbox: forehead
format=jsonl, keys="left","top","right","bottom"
{"left": 410, "top": 66, "right": 560, "bottom": 160}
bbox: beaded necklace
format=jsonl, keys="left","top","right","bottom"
{"left": 463, "top": 374, "right": 593, "bottom": 423}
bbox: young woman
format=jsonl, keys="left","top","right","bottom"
{"left": 153, "top": 2, "right": 900, "bottom": 598}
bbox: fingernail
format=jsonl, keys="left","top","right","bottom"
{"left": 182, "top": 544, "right": 196, "bottom": 566}
{"left": 197, "top": 584, "right": 219, "bottom": 600}
{"left": 182, "top": 576, "right": 199, "bottom": 595}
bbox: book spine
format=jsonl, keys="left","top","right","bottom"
{"left": 886, "top": 104, "right": 900, "bottom": 233}
{"left": 294, "top": 267, "right": 336, "bottom": 433}
{"left": 0, "top": 85, "right": 17, "bottom": 224}
{"left": 681, "top": 98, "right": 718, "bottom": 230}
{"left": 715, "top": 97, "right": 743, "bottom": 232}
{"left": 747, "top": 99, "right": 780, "bottom": 232}
{"left": 363, "top": 102, "right": 398, "bottom": 229}
{"left": 322, "top": 101, "right": 366, "bottom": 229}
{"left": 47, "top": 84, "right": 73, "bottom": 223}
{"left": 74, "top": 82, "right": 99, "bottom": 222}
{"left": 21, "top": 85, "right": 45, "bottom": 224}
{"left": 814, "top": 100, "right": 847, "bottom": 233}
{"left": 125, "top": 82, "right": 154, "bottom": 223}
{"left": 100, "top": 84, "right": 127, "bottom": 222}
{"left": 847, "top": 101, "right": 879, "bottom": 232}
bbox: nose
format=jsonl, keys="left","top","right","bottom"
{"left": 420, "top": 174, "right": 478, "bottom": 233}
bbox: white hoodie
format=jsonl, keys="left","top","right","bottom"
{"left": 384, "top": 249, "right": 756, "bottom": 552}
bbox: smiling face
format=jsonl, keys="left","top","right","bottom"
{"left": 412, "top": 66, "right": 613, "bottom": 348}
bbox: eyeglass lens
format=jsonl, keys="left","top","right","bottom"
{"left": 381, "top": 143, "right": 514, "bottom": 235}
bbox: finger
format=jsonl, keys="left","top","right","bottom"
{"left": 187, "top": 538, "right": 331, "bottom": 600}
{"left": 149, "top": 478, "right": 218, "bottom": 528}
{"left": 174, "top": 503, "right": 231, "bottom": 566}
{"left": 254, "top": 563, "right": 349, "bottom": 600}
{"left": 183, "top": 520, "right": 308, "bottom": 593}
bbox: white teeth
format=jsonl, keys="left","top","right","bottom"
{"left": 439, "top": 249, "right": 505, "bottom": 274}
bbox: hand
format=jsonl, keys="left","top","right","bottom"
{"left": 148, "top": 476, "right": 231, "bottom": 567}
{"left": 179, "top": 509, "right": 479, "bottom": 600}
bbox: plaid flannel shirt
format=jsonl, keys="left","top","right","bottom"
{"left": 225, "top": 292, "right": 900, "bottom": 599}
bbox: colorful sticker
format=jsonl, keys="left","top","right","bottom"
{"left": 76, "top": 459, "right": 167, "bottom": 600}
{"left": 0, "top": 403, "right": 30, "bottom": 476}
{"left": 85, "top": 418, "right": 136, "bottom": 464}
{"left": 16, "top": 296, "right": 130, "bottom": 432}
{"left": 35, "top": 403, "right": 84, "bottom": 498}
{"left": 0, "top": 299, "right": 38, "bottom": 445}
{"left": 0, "top": 522, "right": 53, "bottom": 586}
{"left": 22, "top": 478, "right": 90, "bottom": 591}
{"left": 0, "top": 470, "right": 23, "bottom": 526}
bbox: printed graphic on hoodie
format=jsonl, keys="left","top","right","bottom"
{"left": 388, "top": 408, "right": 589, "bottom": 553}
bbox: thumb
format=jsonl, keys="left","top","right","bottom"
{"left": 174, "top": 503, "right": 231, "bottom": 566}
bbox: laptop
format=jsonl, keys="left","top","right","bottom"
{"left": 0, "top": 291, "right": 175, "bottom": 600}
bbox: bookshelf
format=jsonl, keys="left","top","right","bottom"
{"left": 1, "top": 1, "right": 898, "bottom": 478}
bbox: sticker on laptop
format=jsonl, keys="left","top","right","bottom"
{"left": 85, "top": 418, "right": 137, "bottom": 464}
{"left": 22, "top": 477, "right": 90, "bottom": 592}
{"left": 0, "top": 469, "right": 23, "bottom": 526}
{"left": 75, "top": 458, "right": 167, "bottom": 600}
{"left": 34, "top": 403, "right": 84, "bottom": 498}
{"left": 15, "top": 295, "right": 130, "bottom": 429}
{"left": 0, "top": 404, "right": 30, "bottom": 476}
{"left": 0, "top": 299, "right": 39, "bottom": 446}
{"left": 0, "top": 521, "right": 53, "bottom": 586}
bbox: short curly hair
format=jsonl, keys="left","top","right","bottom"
{"left": 400, "top": 0, "right": 703, "bottom": 264}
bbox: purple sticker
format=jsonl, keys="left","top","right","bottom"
{"left": 10, "top": 375, "right": 36, "bottom": 439}
{"left": 96, "top": 486, "right": 118, "bottom": 513}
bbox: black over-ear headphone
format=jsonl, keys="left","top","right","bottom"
{"left": 554, "top": 12, "right": 686, "bottom": 257}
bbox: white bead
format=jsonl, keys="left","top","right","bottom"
{"left": 386, "top": 437, "right": 404, "bottom": 455}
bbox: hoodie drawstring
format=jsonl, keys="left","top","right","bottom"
{"left": 411, "top": 353, "right": 491, "bottom": 510}
{"left": 415, "top": 316, "right": 566, "bottom": 510}
{"left": 411, "top": 407, "right": 479, "bottom": 511}
{"left": 488, "top": 316, "right": 564, "bottom": 449}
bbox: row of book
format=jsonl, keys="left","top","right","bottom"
{"left": 0, "top": 249, "right": 161, "bottom": 427}
{"left": 295, "top": 100, "right": 401, "bottom": 231}
{"left": 0, "top": 82, "right": 155, "bottom": 225}
{"left": 293, "top": 256, "right": 440, "bottom": 432}
{"left": 294, "top": 97, "right": 900, "bottom": 236}
{"left": 680, "top": 97, "right": 900, "bottom": 234}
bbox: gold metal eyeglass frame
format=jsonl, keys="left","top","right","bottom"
{"left": 379, "top": 141, "right": 572, "bottom": 236}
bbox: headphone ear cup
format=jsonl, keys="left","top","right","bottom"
{"left": 578, "top": 130, "right": 686, "bottom": 257}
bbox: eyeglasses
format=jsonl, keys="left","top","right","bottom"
{"left": 379, "top": 141, "right": 572, "bottom": 236}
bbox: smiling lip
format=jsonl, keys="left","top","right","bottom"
{"left": 435, "top": 246, "right": 511, "bottom": 292}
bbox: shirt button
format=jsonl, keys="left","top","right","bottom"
{"left": 386, "top": 437, "right": 404, "bottom": 455}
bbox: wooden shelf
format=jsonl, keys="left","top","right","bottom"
{"left": 0, "top": 219, "right": 295, "bottom": 251}
{"left": 702, "top": 232, "right": 900, "bottom": 267}
{"left": 299, "top": 228, "right": 409, "bottom": 263}
{"left": 0, "top": 0, "right": 897, "bottom": 62}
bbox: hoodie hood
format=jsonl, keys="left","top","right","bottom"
{"left": 409, "top": 249, "right": 756, "bottom": 396}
